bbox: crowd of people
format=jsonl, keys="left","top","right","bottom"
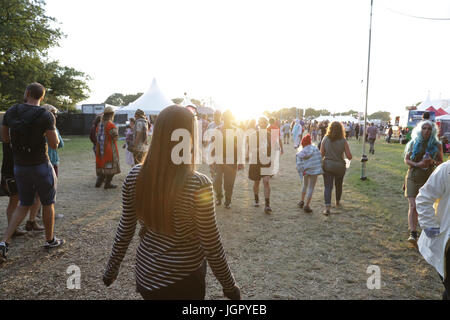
{"left": 0, "top": 82, "right": 449, "bottom": 300}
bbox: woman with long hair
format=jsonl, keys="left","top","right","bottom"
{"left": 320, "top": 121, "right": 352, "bottom": 215}
{"left": 103, "top": 105, "right": 240, "bottom": 300}
{"left": 95, "top": 107, "right": 120, "bottom": 189}
{"left": 404, "top": 120, "right": 443, "bottom": 247}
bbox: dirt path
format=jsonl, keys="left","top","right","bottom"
{"left": 0, "top": 139, "right": 443, "bottom": 299}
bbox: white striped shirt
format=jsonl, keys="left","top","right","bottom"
{"left": 104, "top": 165, "right": 236, "bottom": 291}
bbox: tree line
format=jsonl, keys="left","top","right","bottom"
{"left": 0, "top": 0, "right": 90, "bottom": 111}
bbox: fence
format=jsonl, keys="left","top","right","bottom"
{"left": 56, "top": 113, "right": 127, "bottom": 136}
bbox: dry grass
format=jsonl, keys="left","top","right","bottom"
{"left": 0, "top": 137, "right": 443, "bottom": 299}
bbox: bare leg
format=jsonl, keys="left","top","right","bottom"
{"left": 42, "top": 204, "right": 55, "bottom": 242}
{"left": 253, "top": 180, "right": 260, "bottom": 197}
{"left": 29, "top": 197, "right": 41, "bottom": 222}
{"left": 6, "top": 195, "right": 19, "bottom": 223}
{"left": 263, "top": 176, "right": 270, "bottom": 200}
{"left": 408, "top": 197, "right": 418, "bottom": 232}
{"left": 2, "top": 205, "right": 31, "bottom": 243}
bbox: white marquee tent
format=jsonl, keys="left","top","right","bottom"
{"left": 416, "top": 93, "right": 450, "bottom": 114}
{"left": 116, "top": 78, "right": 172, "bottom": 119}
{"left": 313, "top": 115, "right": 359, "bottom": 123}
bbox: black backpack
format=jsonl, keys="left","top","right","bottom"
{"left": 8, "top": 104, "right": 47, "bottom": 155}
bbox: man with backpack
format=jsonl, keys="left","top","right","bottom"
{"left": 0, "top": 83, "right": 64, "bottom": 262}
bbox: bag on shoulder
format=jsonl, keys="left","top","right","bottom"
{"left": 9, "top": 105, "right": 46, "bottom": 154}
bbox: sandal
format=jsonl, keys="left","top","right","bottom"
{"left": 298, "top": 201, "right": 304, "bottom": 209}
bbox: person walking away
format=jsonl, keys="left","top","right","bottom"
{"left": 355, "top": 123, "right": 360, "bottom": 140}
{"left": 367, "top": 123, "right": 378, "bottom": 154}
{"left": 131, "top": 109, "right": 149, "bottom": 165}
{"left": 248, "top": 116, "right": 282, "bottom": 214}
{"left": 0, "top": 83, "right": 63, "bottom": 261}
{"left": 320, "top": 121, "right": 353, "bottom": 215}
{"left": 292, "top": 120, "right": 303, "bottom": 148}
{"left": 95, "top": 107, "right": 120, "bottom": 189}
{"left": 102, "top": 105, "right": 240, "bottom": 300}
{"left": 416, "top": 160, "right": 450, "bottom": 299}
{"left": 206, "top": 110, "right": 223, "bottom": 179}
{"left": 296, "top": 134, "right": 323, "bottom": 213}
{"left": 403, "top": 120, "right": 443, "bottom": 247}
{"left": 387, "top": 125, "right": 393, "bottom": 143}
{"left": 124, "top": 118, "right": 136, "bottom": 167}
{"left": 42, "top": 105, "right": 64, "bottom": 219}
{"left": 212, "top": 110, "right": 243, "bottom": 209}
{"left": 282, "top": 121, "right": 291, "bottom": 145}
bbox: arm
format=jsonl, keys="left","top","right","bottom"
{"left": 404, "top": 152, "right": 429, "bottom": 169}
{"left": 57, "top": 130, "right": 64, "bottom": 148}
{"left": 45, "top": 130, "right": 59, "bottom": 150}
{"left": 193, "top": 182, "right": 237, "bottom": 292}
{"left": 344, "top": 140, "right": 352, "bottom": 160}
{"left": 416, "top": 164, "right": 447, "bottom": 233}
{"left": 103, "top": 171, "right": 138, "bottom": 285}
{"left": 2, "top": 125, "right": 10, "bottom": 143}
{"left": 320, "top": 138, "right": 325, "bottom": 157}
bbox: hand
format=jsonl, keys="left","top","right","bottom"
{"left": 416, "top": 160, "right": 430, "bottom": 169}
{"left": 223, "top": 285, "right": 241, "bottom": 300}
{"left": 103, "top": 274, "right": 116, "bottom": 287}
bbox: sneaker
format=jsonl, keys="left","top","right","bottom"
{"left": 253, "top": 200, "right": 259, "bottom": 207}
{"left": 44, "top": 237, "right": 65, "bottom": 249}
{"left": 304, "top": 206, "right": 313, "bottom": 213}
{"left": 25, "top": 220, "right": 45, "bottom": 231}
{"left": 298, "top": 201, "right": 304, "bottom": 209}
{"left": 216, "top": 199, "right": 222, "bottom": 206}
{"left": 407, "top": 234, "right": 418, "bottom": 247}
{"left": 264, "top": 206, "right": 272, "bottom": 214}
{"left": 0, "top": 242, "right": 8, "bottom": 262}
{"left": 12, "top": 227, "right": 27, "bottom": 237}
{"left": 55, "top": 213, "right": 64, "bottom": 219}
{"left": 323, "top": 209, "right": 330, "bottom": 216}
{"left": 224, "top": 202, "right": 231, "bottom": 209}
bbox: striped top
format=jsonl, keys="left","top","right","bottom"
{"left": 104, "top": 165, "right": 236, "bottom": 292}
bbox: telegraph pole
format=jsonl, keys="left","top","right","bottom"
{"left": 361, "top": 0, "right": 373, "bottom": 181}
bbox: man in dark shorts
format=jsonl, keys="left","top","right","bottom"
{"left": 1, "top": 141, "right": 44, "bottom": 237}
{"left": 0, "top": 83, "right": 64, "bottom": 262}
{"left": 248, "top": 116, "right": 282, "bottom": 214}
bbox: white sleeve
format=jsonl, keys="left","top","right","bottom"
{"left": 416, "top": 164, "right": 447, "bottom": 229}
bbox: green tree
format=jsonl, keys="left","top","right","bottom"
{"left": 0, "top": 0, "right": 90, "bottom": 110}
{"left": 105, "top": 93, "right": 125, "bottom": 106}
{"left": 368, "top": 111, "right": 390, "bottom": 122}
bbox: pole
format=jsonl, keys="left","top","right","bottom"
{"left": 361, "top": 0, "right": 373, "bottom": 181}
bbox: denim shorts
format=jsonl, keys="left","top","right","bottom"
{"left": 14, "top": 162, "right": 57, "bottom": 206}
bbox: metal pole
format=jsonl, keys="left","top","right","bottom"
{"left": 361, "top": 0, "right": 373, "bottom": 180}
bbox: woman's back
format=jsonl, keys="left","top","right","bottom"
{"left": 105, "top": 165, "right": 236, "bottom": 292}
{"left": 323, "top": 136, "right": 346, "bottom": 163}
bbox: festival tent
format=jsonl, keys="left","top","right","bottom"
{"left": 436, "top": 108, "right": 448, "bottom": 116}
{"left": 313, "top": 115, "right": 359, "bottom": 123}
{"left": 115, "top": 78, "right": 172, "bottom": 119}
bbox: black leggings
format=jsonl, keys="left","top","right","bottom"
{"left": 137, "top": 260, "right": 207, "bottom": 300}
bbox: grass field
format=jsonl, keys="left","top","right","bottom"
{"left": 0, "top": 135, "right": 446, "bottom": 299}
